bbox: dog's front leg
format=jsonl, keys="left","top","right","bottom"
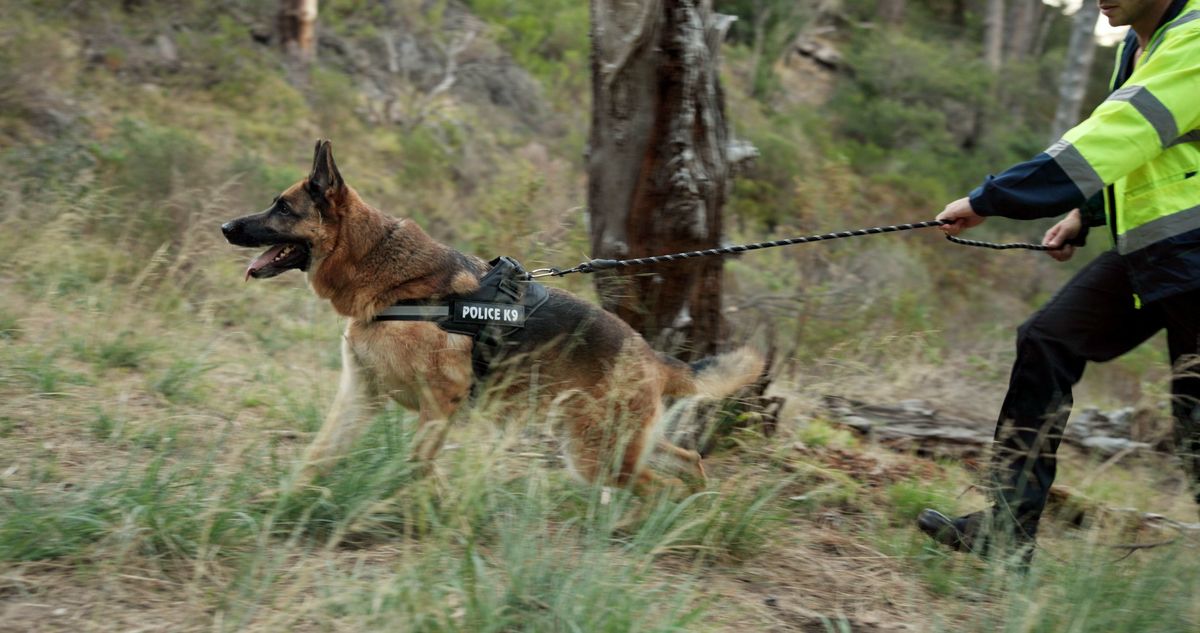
{"left": 300, "top": 336, "right": 382, "bottom": 481}
{"left": 412, "top": 382, "right": 468, "bottom": 469}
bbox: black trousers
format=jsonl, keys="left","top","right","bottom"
{"left": 991, "top": 249, "right": 1200, "bottom": 533}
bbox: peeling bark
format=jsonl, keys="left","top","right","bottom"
{"left": 279, "top": 0, "right": 319, "bottom": 63}
{"left": 588, "top": 0, "right": 744, "bottom": 357}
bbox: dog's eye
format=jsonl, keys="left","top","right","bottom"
{"left": 276, "top": 202, "right": 294, "bottom": 217}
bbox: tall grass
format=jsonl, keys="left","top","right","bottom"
{"left": 0, "top": 406, "right": 786, "bottom": 631}
{"left": 931, "top": 538, "right": 1200, "bottom": 632}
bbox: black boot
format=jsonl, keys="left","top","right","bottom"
{"left": 917, "top": 508, "right": 1037, "bottom": 566}
{"left": 916, "top": 509, "right": 988, "bottom": 553}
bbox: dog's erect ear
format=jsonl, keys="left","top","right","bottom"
{"left": 307, "top": 139, "right": 345, "bottom": 206}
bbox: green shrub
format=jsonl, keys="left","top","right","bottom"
{"left": 229, "top": 153, "right": 307, "bottom": 205}
{"left": 173, "top": 15, "right": 305, "bottom": 112}
{"left": 464, "top": 0, "right": 590, "bottom": 103}
{"left": 94, "top": 119, "right": 207, "bottom": 205}
{"left": 0, "top": 10, "right": 80, "bottom": 123}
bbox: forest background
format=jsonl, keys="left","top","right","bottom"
{"left": 1, "top": 1, "right": 1197, "bottom": 631}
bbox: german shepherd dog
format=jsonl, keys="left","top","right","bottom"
{"left": 222, "top": 140, "right": 763, "bottom": 492}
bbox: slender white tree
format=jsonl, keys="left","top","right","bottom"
{"left": 1051, "top": 1, "right": 1102, "bottom": 141}
{"left": 984, "top": 0, "right": 1006, "bottom": 72}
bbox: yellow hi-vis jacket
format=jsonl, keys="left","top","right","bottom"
{"left": 969, "top": 0, "right": 1200, "bottom": 303}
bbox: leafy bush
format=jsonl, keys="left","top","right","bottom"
{"left": 464, "top": 0, "right": 590, "bottom": 105}
{"left": 0, "top": 10, "right": 79, "bottom": 125}
{"left": 833, "top": 32, "right": 990, "bottom": 190}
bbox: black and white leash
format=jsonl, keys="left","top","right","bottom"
{"left": 530, "top": 219, "right": 1059, "bottom": 278}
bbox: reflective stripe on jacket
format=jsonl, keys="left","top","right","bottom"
{"left": 968, "top": 0, "right": 1200, "bottom": 303}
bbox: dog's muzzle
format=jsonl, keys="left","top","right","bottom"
{"left": 222, "top": 217, "right": 312, "bottom": 279}
{"left": 221, "top": 220, "right": 242, "bottom": 244}
{"left": 221, "top": 220, "right": 255, "bottom": 247}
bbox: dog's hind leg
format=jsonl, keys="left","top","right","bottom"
{"left": 656, "top": 438, "right": 707, "bottom": 487}
{"left": 300, "top": 337, "right": 382, "bottom": 481}
{"left": 616, "top": 397, "right": 695, "bottom": 495}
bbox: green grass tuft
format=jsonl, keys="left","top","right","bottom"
{"left": 796, "top": 418, "right": 859, "bottom": 449}
{"left": 72, "top": 330, "right": 159, "bottom": 370}
{"left": 266, "top": 409, "right": 422, "bottom": 543}
{"left": 5, "top": 348, "right": 88, "bottom": 395}
{"left": 151, "top": 356, "right": 216, "bottom": 403}
{"left": 0, "top": 309, "right": 20, "bottom": 340}
{"left": 886, "top": 479, "right": 960, "bottom": 525}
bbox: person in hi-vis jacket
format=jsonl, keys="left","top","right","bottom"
{"left": 918, "top": 0, "right": 1200, "bottom": 561}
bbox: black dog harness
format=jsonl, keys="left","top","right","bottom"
{"left": 374, "top": 256, "right": 550, "bottom": 381}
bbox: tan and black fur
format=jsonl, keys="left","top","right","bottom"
{"left": 222, "top": 140, "right": 763, "bottom": 492}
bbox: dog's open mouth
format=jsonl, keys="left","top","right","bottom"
{"left": 245, "top": 242, "right": 311, "bottom": 280}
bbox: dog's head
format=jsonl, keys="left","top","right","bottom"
{"left": 222, "top": 139, "right": 347, "bottom": 280}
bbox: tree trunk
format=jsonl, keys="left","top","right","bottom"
{"left": 1004, "top": 0, "right": 1041, "bottom": 62}
{"left": 1030, "top": 1, "right": 1062, "bottom": 59}
{"left": 983, "top": 0, "right": 1006, "bottom": 71}
{"left": 749, "top": 1, "right": 770, "bottom": 97}
{"left": 278, "top": 0, "right": 319, "bottom": 63}
{"left": 588, "top": 0, "right": 746, "bottom": 358}
{"left": 950, "top": 0, "right": 967, "bottom": 29}
{"left": 1003, "top": 0, "right": 1042, "bottom": 117}
{"left": 1050, "top": 1, "right": 1101, "bottom": 141}
{"left": 875, "top": 0, "right": 906, "bottom": 28}
{"left": 965, "top": 0, "right": 1006, "bottom": 150}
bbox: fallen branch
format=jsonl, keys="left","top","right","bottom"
{"left": 1108, "top": 537, "right": 1180, "bottom": 562}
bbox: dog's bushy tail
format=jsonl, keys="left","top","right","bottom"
{"left": 661, "top": 347, "right": 765, "bottom": 399}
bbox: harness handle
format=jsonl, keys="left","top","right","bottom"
{"left": 530, "top": 219, "right": 1060, "bottom": 278}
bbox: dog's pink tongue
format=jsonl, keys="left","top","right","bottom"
{"left": 245, "top": 245, "right": 286, "bottom": 280}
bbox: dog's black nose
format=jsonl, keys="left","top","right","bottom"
{"left": 221, "top": 221, "right": 236, "bottom": 238}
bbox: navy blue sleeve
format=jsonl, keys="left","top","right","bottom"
{"left": 1078, "top": 191, "right": 1107, "bottom": 227}
{"left": 1065, "top": 192, "right": 1108, "bottom": 247}
{"left": 967, "top": 152, "right": 1089, "bottom": 220}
